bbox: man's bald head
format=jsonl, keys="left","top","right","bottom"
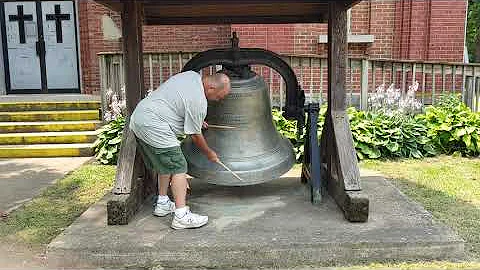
{"left": 203, "top": 73, "right": 231, "bottom": 101}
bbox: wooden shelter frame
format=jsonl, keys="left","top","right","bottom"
{"left": 96, "top": 0, "right": 369, "bottom": 225}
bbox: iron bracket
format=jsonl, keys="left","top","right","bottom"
{"left": 301, "top": 102, "right": 323, "bottom": 204}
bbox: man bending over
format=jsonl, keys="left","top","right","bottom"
{"left": 130, "top": 71, "right": 231, "bottom": 229}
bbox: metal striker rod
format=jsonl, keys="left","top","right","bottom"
{"left": 208, "top": 124, "right": 237, "bottom": 129}
{"left": 216, "top": 160, "right": 245, "bottom": 182}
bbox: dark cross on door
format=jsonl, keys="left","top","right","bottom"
{"left": 46, "top": 5, "right": 70, "bottom": 43}
{"left": 8, "top": 5, "right": 34, "bottom": 44}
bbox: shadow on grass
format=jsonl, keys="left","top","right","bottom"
{"left": 0, "top": 164, "right": 115, "bottom": 245}
{"left": 386, "top": 176, "right": 480, "bottom": 260}
{"left": 0, "top": 160, "right": 67, "bottom": 213}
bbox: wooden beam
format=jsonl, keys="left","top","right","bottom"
{"left": 94, "top": 0, "right": 362, "bottom": 25}
{"left": 143, "top": 2, "right": 328, "bottom": 24}
{"left": 323, "top": 1, "right": 369, "bottom": 222}
{"left": 107, "top": 1, "right": 148, "bottom": 225}
{"left": 107, "top": 126, "right": 147, "bottom": 224}
{"left": 122, "top": 1, "right": 145, "bottom": 115}
{"left": 328, "top": 1, "right": 348, "bottom": 111}
{"left": 145, "top": 2, "right": 326, "bottom": 17}
{"left": 144, "top": 15, "right": 326, "bottom": 25}
{"left": 112, "top": 126, "right": 137, "bottom": 194}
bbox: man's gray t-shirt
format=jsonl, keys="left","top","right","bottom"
{"left": 129, "top": 71, "right": 207, "bottom": 148}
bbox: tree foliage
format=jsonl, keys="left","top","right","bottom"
{"left": 467, "top": 0, "right": 480, "bottom": 62}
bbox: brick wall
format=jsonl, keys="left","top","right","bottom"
{"left": 367, "top": 0, "right": 396, "bottom": 59}
{"left": 79, "top": 0, "right": 231, "bottom": 94}
{"left": 232, "top": 24, "right": 295, "bottom": 54}
{"left": 79, "top": 1, "right": 122, "bottom": 95}
{"left": 428, "top": 0, "right": 467, "bottom": 61}
{"left": 81, "top": 0, "right": 467, "bottom": 94}
{"left": 394, "top": 0, "right": 467, "bottom": 61}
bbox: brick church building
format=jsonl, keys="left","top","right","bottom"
{"left": 0, "top": 0, "right": 469, "bottom": 95}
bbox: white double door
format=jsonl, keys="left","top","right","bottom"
{"left": 2, "top": 1, "right": 79, "bottom": 93}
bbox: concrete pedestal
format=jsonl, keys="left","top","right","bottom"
{"left": 47, "top": 170, "right": 464, "bottom": 269}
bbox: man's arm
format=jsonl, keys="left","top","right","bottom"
{"left": 190, "top": 134, "right": 219, "bottom": 163}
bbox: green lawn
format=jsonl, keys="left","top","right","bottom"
{"left": 360, "top": 155, "right": 480, "bottom": 269}
{"left": 0, "top": 163, "right": 115, "bottom": 245}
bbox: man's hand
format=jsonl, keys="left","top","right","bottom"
{"left": 202, "top": 121, "right": 209, "bottom": 129}
{"left": 207, "top": 150, "right": 219, "bottom": 163}
{"left": 190, "top": 133, "right": 219, "bottom": 163}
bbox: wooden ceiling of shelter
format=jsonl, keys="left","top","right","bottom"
{"left": 95, "top": 0, "right": 360, "bottom": 25}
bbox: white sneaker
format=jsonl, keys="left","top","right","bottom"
{"left": 153, "top": 200, "right": 175, "bottom": 217}
{"left": 171, "top": 209, "right": 208, "bottom": 229}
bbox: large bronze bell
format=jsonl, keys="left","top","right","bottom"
{"left": 181, "top": 70, "right": 295, "bottom": 186}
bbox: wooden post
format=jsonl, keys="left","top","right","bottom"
{"left": 422, "top": 64, "right": 426, "bottom": 103}
{"left": 462, "top": 65, "right": 467, "bottom": 101}
{"left": 432, "top": 64, "right": 436, "bottom": 105}
{"left": 99, "top": 55, "right": 108, "bottom": 123}
{"left": 465, "top": 76, "right": 474, "bottom": 109}
{"left": 107, "top": 1, "right": 148, "bottom": 225}
{"left": 360, "top": 59, "right": 369, "bottom": 110}
{"left": 348, "top": 59, "right": 353, "bottom": 105}
{"left": 123, "top": 1, "right": 145, "bottom": 113}
{"left": 320, "top": 1, "right": 369, "bottom": 222}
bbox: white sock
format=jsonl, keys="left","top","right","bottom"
{"left": 175, "top": 206, "right": 188, "bottom": 218}
{"left": 157, "top": 195, "right": 170, "bottom": 204}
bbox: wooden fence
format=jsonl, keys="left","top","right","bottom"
{"left": 98, "top": 52, "right": 480, "bottom": 119}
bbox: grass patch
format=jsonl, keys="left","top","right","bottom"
{"left": 0, "top": 163, "right": 115, "bottom": 245}
{"left": 361, "top": 155, "right": 480, "bottom": 262}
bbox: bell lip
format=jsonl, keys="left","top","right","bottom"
{"left": 183, "top": 138, "right": 296, "bottom": 186}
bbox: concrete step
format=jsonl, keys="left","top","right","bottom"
{"left": 0, "top": 131, "right": 99, "bottom": 145}
{"left": 0, "top": 110, "right": 100, "bottom": 122}
{"left": 0, "top": 101, "right": 100, "bottom": 112}
{"left": 0, "top": 121, "right": 102, "bottom": 133}
{"left": 0, "top": 143, "right": 94, "bottom": 158}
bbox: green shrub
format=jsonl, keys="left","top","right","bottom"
{"left": 272, "top": 96, "right": 480, "bottom": 161}
{"left": 273, "top": 107, "right": 435, "bottom": 162}
{"left": 417, "top": 94, "right": 480, "bottom": 157}
{"left": 272, "top": 107, "right": 326, "bottom": 162}
{"left": 94, "top": 95, "right": 478, "bottom": 165}
{"left": 93, "top": 117, "right": 125, "bottom": 164}
{"left": 272, "top": 109, "right": 305, "bottom": 162}
{"left": 348, "top": 108, "right": 436, "bottom": 160}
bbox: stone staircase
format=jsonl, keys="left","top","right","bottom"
{"left": 0, "top": 100, "right": 102, "bottom": 158}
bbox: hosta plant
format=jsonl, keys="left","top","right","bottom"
{"left": 94, "top": 116, "right": 125, "bottom": 164}
{"left": 417, "top": 94, "right": 480, "bottom": 157}
{"left": 272, "top": 109, "right": 305, "bottom": 162}
{"left": 348, "top": 108, "right": 436, "bottom": 160}
{"left": 272, "top": 107, "right": 326, "bottom": 162}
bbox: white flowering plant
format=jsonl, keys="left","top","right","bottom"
{"left": 103, "top": 87, "right": 127, "bottom": 122}
{"left": 94, "top": 86, "right": 127, "bottom": 164}
{"left": 368, "top": 82, "right": 423, "bottom": 115}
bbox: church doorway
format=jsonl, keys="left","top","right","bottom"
{"left": 1, "top": 0, "right": 80, "bottom": 94}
